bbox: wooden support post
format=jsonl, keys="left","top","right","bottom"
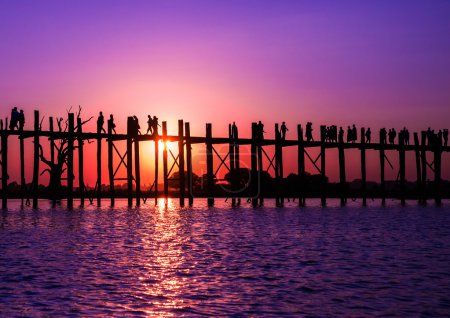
{"left": 229, "top": 124, "right": 236, "bottom": 206}
{"left": 338, "top": 128, "right": 346, "bottom": 206}
{"left": 96, "top": 119, "right": 102, "bottom": 206}
{"left": 20, "top": 132, "right": 25, "bottom": 207}
{"left": 420, "top": 132, "right": 427, "bottom": 205}
{"left": 399, "top": 132, "right": 406, "bottom": 206}
{"left": 107, "top": 119, "right": 115, "bottom": 206}
{"left": 413, "top": 133, "right": 422, "bottom": 205}
{"left": 49, "top": 117, "right": 55, "bottom": 206}
{"left": 234, "top": 125, "right": 241, "bottom": 206}
{"left": 185, "top": 122, "right": 193, "bottom": 206}
{"left": 361, "top": 127, "right": 367, "bottom": 206}
{"left": 434, "top": 134, "right": 442, "bottom": 206}
{"left": 297, "top": 125, "right": 305, "bottom": 207}
{"left": 32, "top": 110, "right": 39, "bottom": 209}
{"left": 278, "top": 125, "right": 284, "bottom": 207}
{"left": 379, "top": 129, "right": 386, "bottom": 206}
{"left": 77, "top": 118, "right": 85, "bottom": 207}
{"left": 67, "top": 113, "right": 74, "bottom": 209}
{"left": 274, "top": 124, "right": 284, "bottom": 206}
{"left": 1, "top": 130, "right": 7, "bottom": 209}
{"left": 127, "top": 117, "right": 134, "bottom": 207}
{"left": 134, "top": 127, "right": 141, "bottom": 207}
{"left": 162, "top": 121, "right": 169, "bottom": 202}
{"left": 320, "top": 125, "right": 326, "bottom": 206}
{"left": 154, "top": 129, "right": 159, "bottom": 204}
{"left": 251, "top": 123, "right": 258, "bottom": 207}
{"left": 257, "top": 126, "right": 264, "bottom": 206}
{"left": 49, "top": 117, "right": 55, "bottom": 166}
{"left": 206, "top": 123, "right": 214, "bottom": 206}
{"left": 274, "top": 124, "right": 280, "bottom": 207}
{"left": 178, "top": 120, "right": 185, "bottom": 207}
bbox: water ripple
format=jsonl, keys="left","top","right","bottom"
{"left": 0, "top": 199, "right": 450, "bottom": 317}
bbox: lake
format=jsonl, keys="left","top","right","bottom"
{"left": 1, "top": 199, "right": 450, "bottom": 317}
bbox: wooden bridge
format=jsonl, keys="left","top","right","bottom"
{"left": 0, "top": 110, "right": 448, "bottom": 209}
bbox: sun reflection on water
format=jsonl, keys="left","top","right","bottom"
{"left": 139, "top": 200, "right": 187, "bottom": 316}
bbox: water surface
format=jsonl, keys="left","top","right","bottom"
{"left": 1, "top": 199, "right": 450, "bottom": 317}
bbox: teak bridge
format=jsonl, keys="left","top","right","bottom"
{"left": 0, "top": 110, "right": 448, "bottom": 209}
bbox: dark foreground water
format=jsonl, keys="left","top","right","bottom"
{"left": 1, "top": 199, "right": 450, "bottom": 317}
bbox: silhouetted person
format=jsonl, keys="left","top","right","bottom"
{"left": 280, "top": 122, "right": 288, "bottom": 140}
{"left": 232, "top": 121, "right": 238, "bottom": 139}
{"left": 325, "top": 125, "right": 337, "bottom": 142}
{"left": 398, "top": 129, "right": 404, "bottom": 145}
{"left": 365, "top": 128, "right": 371, "bottom": 143}
{"left": 306, "top": 122, "right": 313, "bottom": 142}
{"left": 133, "top": 116, "right": 141, "bottom": 134}
{"left": 146, "top": 115, "right": 153, "bottom": 135}
{"left": 17, "top": 110, "right": 25, "bottom": 131}
{"left": 380, "top": 128, "right": 387, "bottom": 144}
{"left": 109, "top": 114, "right": 116, "bottom": 134}
{"left": 404, "top": 128, "right": 410, "bottom": 145}
{"left": 0, "top": 119, "right": 3, "bottom": 131}
{"left": 9, "top": 107, "right": 19, "bottom": 130}
{"left": 438, "top": 130, "right": 443, "bottom": 146}
{"left": 338, "top": 127, "right": 344, "bottom": 142}
{"left": 347, "top": 126, "right": 352, "bottom": 143}
{"left": 257, "top": 121, "right": 265, "bottom": 140}
{"left": 444, "top": 129, "right": 448, "bottom": 147}
{"left": 97, "top": 112, "right": 106, "bottom": 133}
{"left": 388, "top": 128, "right": 396, "bottom": 145}
{"left": 352, "top": 125, "right": 357, "bottom": 143}
{"left": 152, "top": 116, "right": 160, "bottom": 135}
{"left": 331, "top": 125, "right": 337, "bottom": 142}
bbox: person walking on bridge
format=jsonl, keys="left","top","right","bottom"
{"left": 97, "top": 112, "right": 106, "bottom": 133}
{"left": 9, "top": 107, "right": 19, "bottom": 130}
{"left": 146, "top": 115, "right": 153, "bottom": 135}
{"left": 152, "top": 116, "right": 160, "bottom": 136}
{"left": 18, "top": 109, "right": 25, "bottom": 131}
{"left": 280, "top": 122, "right": 288, "bottom": 140}
{"left": 109, "top": 114, "right": 117, "bottom": 134}
{"left": 305, "top": 122, "right": 313, "bottom": 142}
{"left": 365, "top": 128, "right": 371, "bottom": 143}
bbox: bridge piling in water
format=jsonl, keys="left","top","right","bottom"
{"left": 67, "top": 113, "right": 74, "bottom": 209}
{"left": 413, "top": 133, "right": 422, "bottom": 205}
{"left": 178, "top": 120, "right": 185, "bottom": 207}
{"left": 379, "top": 130, "right": 386, "bottom": 206}
{"left": 338, "top": 130, "right": 346, "bottom": 206}
{"left": 77, "top": 118, "right": 85, "bottom": 207}
{"left": 297, "top": 125, "right": 305, "bottom": 207}
{"left": 107, "top": 119, "right": 115, "bottom": 207}
{"left": 361, "top": 127, "right": 367, "bottom": 207}
{"left": 320, "top": 125, "right": 326, "bottom": 207}
{"left": 32, "top": 110, "right": 40, "bottom": 209}
{"left": 1, "top": 127, "right": 7, "bottom": 209}
{"left": 126, "top": 117, "right": 133, "bottom": 207}
{"left": 421, "top": 132, "right": 427, "bottom": 206}
{"left": 163, "top": 121, "right": 169, "bottom": 203}
{"left": 185, "top": 122, "right": 193, "bottom": 206}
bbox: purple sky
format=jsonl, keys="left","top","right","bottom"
{"left": 1, "top": 0, "right": 449, "bottom": 183}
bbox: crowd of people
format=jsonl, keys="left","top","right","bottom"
{"left": 93, "top": 112, "right": 160, "bottom": 136}
{"left": 324, "top": 125, "right": 338, "bottom": 142}
{"left": 427, "top": 127, "right": 449, "bottom": 147}
{"left": 2, "top": 108, "right": 449, "bottom": 148}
